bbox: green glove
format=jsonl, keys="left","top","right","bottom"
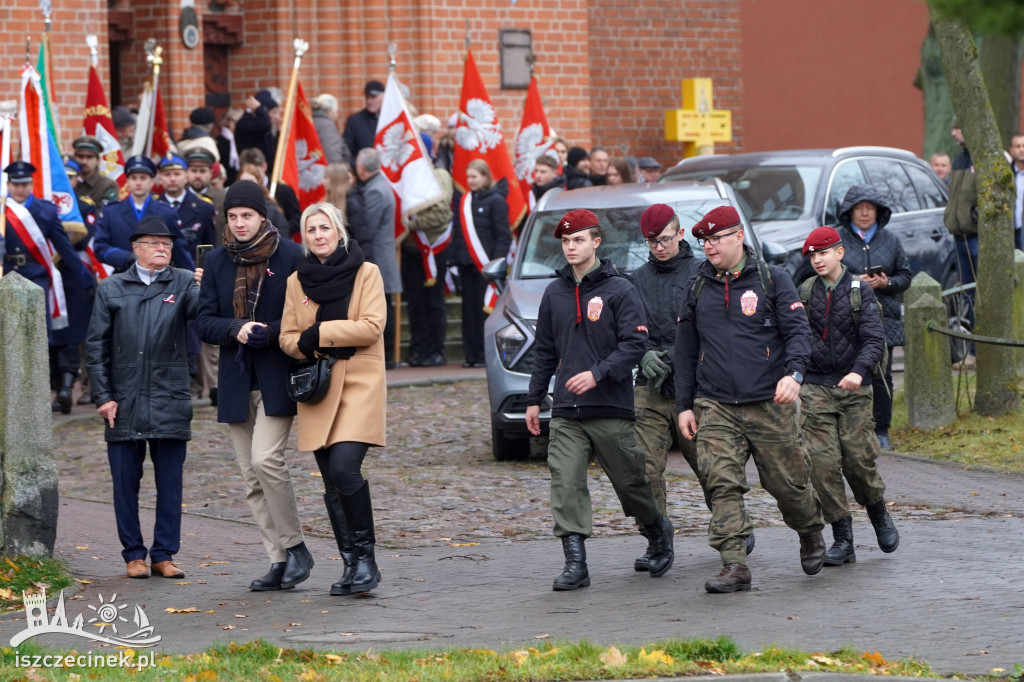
{"left": 640, "top": 350, "right": 670, "bottom": 381}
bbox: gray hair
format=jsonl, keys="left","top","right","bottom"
{"left": 312, "top": 93, "right": 339, "bottom": 114}
{"left": 299, "top": 201, "right": 349, "bottom": 256}
{"left": 356, "top": 147, "right": 381, "bottom": 173}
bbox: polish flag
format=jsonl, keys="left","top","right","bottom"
{"left": 514, "top": 76, "right": 553, "bottom": 213}
{"left": 132, "top": 83, "right": 176, "bottom": 159}
{"left": 279, "top": 81, "right": 327, "bottom": 212}
{"left": 84, "top": 65, "right": 127, "bottom": 198}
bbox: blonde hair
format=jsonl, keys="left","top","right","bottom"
{"left": 466, "top": 158, "right": 493, "bottom": 188}
{"left": 325, "top": 163, "right": 353, "bottom": 207}
{"left": 299, "top": 202, "right": 349, "bottom": 256}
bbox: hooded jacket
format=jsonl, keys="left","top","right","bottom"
{"left": 836, "top": 184, "right": 912, "bottom": 346}
{"left": 527, "top": 258, "right": 648, "bottom": 420}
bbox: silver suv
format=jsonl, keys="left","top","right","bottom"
{"left": 481, "top": 180, "right": 763, "bottom": 460}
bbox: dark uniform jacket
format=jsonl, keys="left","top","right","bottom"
{"left": 945, "top": 147, "right": 978, "bottom": 238}
{"left": 196, "top": 237, "right": 302, "bottom": 424}
{"left": 51, "top": 195, "right": 99, "bottom": 347}
{"left": 528, "top": 258, "right": 648, "bottom": 421}
{"left": 803, "top": 269, "right": 886, "bottom": 387}
{"left": 159, "top": 188, "right": 217, "bottom": 258}
{"left": 674, "top": 246, "right": 812, "bottom": 412}
{"left": 75, "top": 172, "right": 120, "bottom": 207}
{"left": 94, "top": 196, "right": 195, "bottom": 272}
{"left": 342, "top": 108, "right": 379, "bottom": 162}
{"left": 836, "top": 185, "right": 912, "bottom": 347}
{"left": 235, "top": 105, "right": 278, "bottom": 170}
{"left": 85, "top": 265, "right": 200, "bottom": 442}
{"left": 451, "top": 178, "right": 512, "bottom": 267}
{"left": 631, "top": 245, "right": 701, "bottom": 398}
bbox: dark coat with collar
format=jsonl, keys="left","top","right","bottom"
{"left": 159, "top": 188, "right": 218, "bottom": 257}
{"left": 94, "top": 196, "right": 195, "bottom": 272}
{"left": 196, "top": 236, "right": 302, "bottom": 423}
{"left": 85, "top": 265, "right": 200, "bottom": 442}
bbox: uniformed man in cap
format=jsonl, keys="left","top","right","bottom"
{"left": 179, "top": 138, "right": 226, "bottom": 239}
{"left": 94, "top": 155, "right": 194, "bottom": 272}
{"left": 72, "top": 135, "right": 120, "bottom": 207}
{"left": 157, "top": 153, "right": 217, "bottom": 252}
{"left": 674, "top": 206, "right": 825, "bottom": 593}
{"left": 525, "top": 208, "right": 674, "bottom": 591}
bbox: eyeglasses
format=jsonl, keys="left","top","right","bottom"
{"left": 644, "top": 236, "right": 678, "bottom": 249}
{"left": 697, "top": 230, "right": 740, "bottom": 247}
{"left": 136, "top": 240, "right": 173, "bottom": 249}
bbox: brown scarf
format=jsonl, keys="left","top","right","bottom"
{"left": 223, "top": 221, "right": 281, "bottom": 319}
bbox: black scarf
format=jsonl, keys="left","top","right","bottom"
{"left": 296, "top": 240, "right": 366, "bottom": 359}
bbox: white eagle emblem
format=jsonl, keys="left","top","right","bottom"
{"left": 294, "top": 139, "right": 325, "bottom": 191}
{"left": 376, "top": 120, "right": 416, "bottom": 173}
{"left": 514, "top": 123, "right": 553, "bottom": 181}
{"left": 455, "top": 99, "right": 502, "bottom": 153}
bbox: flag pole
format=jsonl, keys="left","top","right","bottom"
{"left": 387, "top": 41, "right": 404, "bottom": 368}
{"left": 143, "top": 39, "right": 162, "bottom": 158}
{"left": 0, "top": 101, "right": 18, "bottom": 277}
{"left": 87, "top": 34, "right": 99, "bottom": 68}
{"left": 38, "top": 0, "right": 63, "bottom": 149}
{"left": 269, "top": 38, "right": 308, "bottom": 197}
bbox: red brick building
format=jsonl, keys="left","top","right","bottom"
{"left": 0, "top": 0, "right": 963, "bottom": 168}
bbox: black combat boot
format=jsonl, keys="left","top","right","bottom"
{"left": 56, "top": 371, "right": 76, "bottom": 414}
{"left": 634, "top": 526, "right": 650, "bottom": 572}
{"left": 799, "top": 530, "right": 826, "bottom": 575}
{"left": 552, "top": 534, "right": 590, "bottom": 591}
{"left": 338, "top": 481, "right": 381, "bottom": 593}
{"left": 746, "top": 531, "right": 756, "bottom": 555}
{"left": 705, "top": 563, "right": 752, "bottom": 593}
{"left": 280, "top": 541, "right": 314, "bottom": 589}
{"left": 250, "top": 562, "right": 286, "bottom": 591}
{"left": 643, "top": 514, "right": 674, "bottom": 578}
{"left": 866, "top": 500, "right": 900, "bottom": 553}
{"left": 324, "top": 492, "right": 357, "bottom": 595}
{"left": 824, "top": 516, "right": 855, "bottom": 566}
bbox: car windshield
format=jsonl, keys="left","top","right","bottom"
{"left": 664, "top": 165, "right": 823, "bottom": 222}
{"left": 516, "top": 199, "right": 726, "bottom": 278}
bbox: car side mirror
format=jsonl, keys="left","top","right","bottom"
{"left": 481, "top": 257, "right": 508, "bottom": 293}
{"left": 760, "top": 240, "right": 788, "bottom": 264}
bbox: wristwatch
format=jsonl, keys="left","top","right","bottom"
{"left": 787, "top": 371, "right": 804, "bottom": 384}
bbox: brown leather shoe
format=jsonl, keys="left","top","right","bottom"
{"left": 150, "top": 561, "right": 185, "bottom": 578}
{"left": 799, "top": 530, "right": 826, "bottom": 575}
{"left": 125, "top": 559, "right": 149, "bottom": 579}
{"left": 705, "top": 563, "right": 751, "bottom": 593}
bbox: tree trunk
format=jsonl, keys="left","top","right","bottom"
{"left": 978, "top": 33, "right": 1024, "bottom": 147}
{"left": 931, "top": 10, "right": 1019, "bottom": 416}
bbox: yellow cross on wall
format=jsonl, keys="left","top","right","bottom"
{"left": 664, "top": 78, "right": 732, "bottom": 158}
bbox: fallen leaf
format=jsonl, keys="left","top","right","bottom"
{"left": 288, "top": 622, "right": 301, "bottom": 626}
{"left": 235, "top": 614, "right": 247, "bottom": 618}
{"left": 165, "top": 607, "right": 200, "bottom": 614}
{"left": 812, "top": 655, "right": 842, "bottom": 666}
{"left": 599, "top": 645, "right": 627, "bottom": 667}
{"left": 175, "top": 581, "right": 190, "bottom": 586}
{"left": 449, "top": 542, "right": 480, "bottom": 547}
{"left": 511, "top": 649, "right": 530, "bottom": 665}
{"left": 695, "top": 660, "right": 726, "bottom": 674}
{"left": 324, "top": 654, "right": 344, "bottom": 664}
{"left": 75, "top": 579, "right": 92, "bottom": 584}
{"left": 5, "top": 558, "right": 19, "bottom": 571}
{"left": 75, "top": 546, "right": 90, "bottom": 550}
{"left": 638, "top": 648, "right": 674, "bottom": 667}
{"left": 534, "top": 633, "right": 550, "bottom": 639}
{"left": 221, "top": 625, "right": 236, "bottom": 630}
{"left": 787, "top": 615, "right": 799, "bottom": 620}
{"left": 863, "top": 651, "right": 887, "bottom": 665}
{"left": 205, "top": 610, "right": 217, "bottom": 614}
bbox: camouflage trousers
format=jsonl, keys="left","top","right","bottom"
{"left": 694, "top": 398, "right": 824, "bottom": 566}
{"left": 634, "top": 386, "right": 708, "bottom": 514}
{"left": 547, "top": 417, "right": 661, "bottom": 538}
{"left": 799, "top": 382, "right": 886, "bottom": 525}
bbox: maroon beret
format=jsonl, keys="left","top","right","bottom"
{"left": 640, "top": 204, "right": 676, "bottom": 239}
{"left": 802, "top": 226, "right": 843, "bottom": 255}
{"left": 555, "top": 209, "right": 600, "bottom": 238}
{"left": 691, "top": 206, "right": 741, "bottom": 239}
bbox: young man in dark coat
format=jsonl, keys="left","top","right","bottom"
{"left": 196, "top": 180, "right": 312, "bottom": 591}
{"left": 798, "top": 226, "right": 899, "bottom": 567}
{"left": 563, "top": 147, "right": 594, "bottom": 190}
{"left": 85, "top": 216, "right": 199, "bottom": 579}
{"left": 526, "top": 209, "right": 673, "bottom": 591}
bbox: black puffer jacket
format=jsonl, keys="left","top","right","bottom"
{"left": 86, "top": 265, "right": 200, "bottom": 442}
{"left": 527, "top": 259, "right": 648, "bottom": 421}
{"left": 836, "top": 184, "right": 912, "bottom": 346}
{"left": 452, "top": 178, "right": 512, "bottom": 267}
{"left": 803, "top": 269, "right": 886, "bottom": 386}
{"left": 564, "top": 165, "right": 594, "bottom": 190}
{"left": 630, "top": 244, "right": 701, "bottom": 398}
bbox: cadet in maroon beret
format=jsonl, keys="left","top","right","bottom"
{"left": 526, "top": 207, "right": 674, "bottom": 591}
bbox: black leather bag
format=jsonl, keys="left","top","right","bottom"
{"left": 287, "top": 356, "right": 335, "bottom": 404}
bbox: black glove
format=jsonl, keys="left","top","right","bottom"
{"left": 297, "top": 323, "right": 320, "bottom": 360}
{"left": 247, "top": 324, "right": 269, "bottom": 349}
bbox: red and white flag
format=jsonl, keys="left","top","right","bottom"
{"left": 453, "top": 50, "right": 527, "bottom": 234}
{"left": 132, "top": 83, "right": 176, "bottom": 159}
{"left": 514, "top": 76, "right": 553, "bottom": 213}
{"left": 84, "top": 65, "right": 127, "bottom": 198}
{"left": 19, "top": 64, "right": 52, "bottom": 199}
{"left": 5, "top": 200, "right": 68, "bottom": 329}
{"left": 279, "top": 81, "right": 327, "bottom": 212}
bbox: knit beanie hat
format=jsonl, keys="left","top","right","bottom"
{"left": 567, "top": 146, "right": 589, "bottom": 168}
{"left": 224, "top": 180, "right": 267, "bottom": 217}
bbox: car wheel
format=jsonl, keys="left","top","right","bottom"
{"left": 491, "top": 423, "right": 531, "bottom": 461}
{"left": 943, "top": 272, "right": 972, "bottom": 364}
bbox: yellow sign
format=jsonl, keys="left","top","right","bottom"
{"left": 664, "top": 78, "right": 732, "bottom": 158}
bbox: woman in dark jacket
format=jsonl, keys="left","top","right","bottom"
{"left": 836, "top": 184, "right": 912, "bottom": 450}
{"left": 195, "top": 180, "right": 311, "bottom": 592}
{"left": 453, "top": 159, "right": 512, "bottom": 366}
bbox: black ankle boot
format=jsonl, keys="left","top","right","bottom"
{"left": 56, "top": 371, "right": 75, "bottom": 415}
{"left": 250, "top": 562, "right": 286, "bottom": 591}
{"left": 323, "top": 492, "right": 356, "bottom": 595}
{"left": 553, "top": 534, "right": 589, "bottom": 591}
{"left": 642, "top": 514, "right": 675, "bottom": 578}
{"left": 799, "top": 530, "right": 826, "bottom": 575}
{"left": 824, "top": 516, "right": 856, "bottom": 566}
{"left": 867, "top": 500, "right": 899, "bottom": 553}
{"left": 337, "top": 482, "right": 381, "bottom": 594}
{"left": 634, "top": 526, "right": 650, "bottom": 571}
{"left": 280, "top": 542, "right": 314, "bottom": 589}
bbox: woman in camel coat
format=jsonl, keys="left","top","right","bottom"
{"left": 280, "top": 201, "right": 386, "bottom": 596}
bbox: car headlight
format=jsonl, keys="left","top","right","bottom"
{"left": 494, "top": 310, "right": 535, "bottom": 371}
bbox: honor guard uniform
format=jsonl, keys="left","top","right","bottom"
{"left": 157, "top": 153, "right": 217, "bottom": 258}
{"left": 94, "top": 155, "right": 195, "bottom": 272}
{"left": 72, "top": 135, "right": 121, "bottom": 207}
{"left": 179, "top": 139, "right": 226, "bottom": 241}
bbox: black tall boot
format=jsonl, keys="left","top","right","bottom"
{"left": 323, "top": 492, "right": 357, "bottom": 596}
{"left": 643, "top": 514, "right": 675, "bottom": 578}
{"left": 823, "top": 516, "right": 855, "bottom": 566}
{"left": 56, "top": 371, "right": 75, "bottom": 414}
{"left": 552, "top": 534, "right": 589, "bottom": 591}
{"left": 337, "top": 481, "right": 381, "bottom": 593}
{"left": 867, "top": 500, "right": 900, "bottom": 553}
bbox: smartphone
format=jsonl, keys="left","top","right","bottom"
{"left": 196, "top": 244, "right": 214, "bottom": 269}
{"left": 868, "top": 265, "right": 884, "bottom": 276}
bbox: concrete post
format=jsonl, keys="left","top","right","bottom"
{"left": 904, "top": 271, "right": 943, "bottom": 309}
{"left": 1013, "top": 251, "right": 1024, "bottom": 382}
{"left": 904, "top": 291, "right": 956, "bottom": 430}
{"left": 0, "top": 274, "right": 59, "bottom": 557}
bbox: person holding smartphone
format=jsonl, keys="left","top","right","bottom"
{"left": 835, "top": 185, "right": 912, "bottom": 451}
